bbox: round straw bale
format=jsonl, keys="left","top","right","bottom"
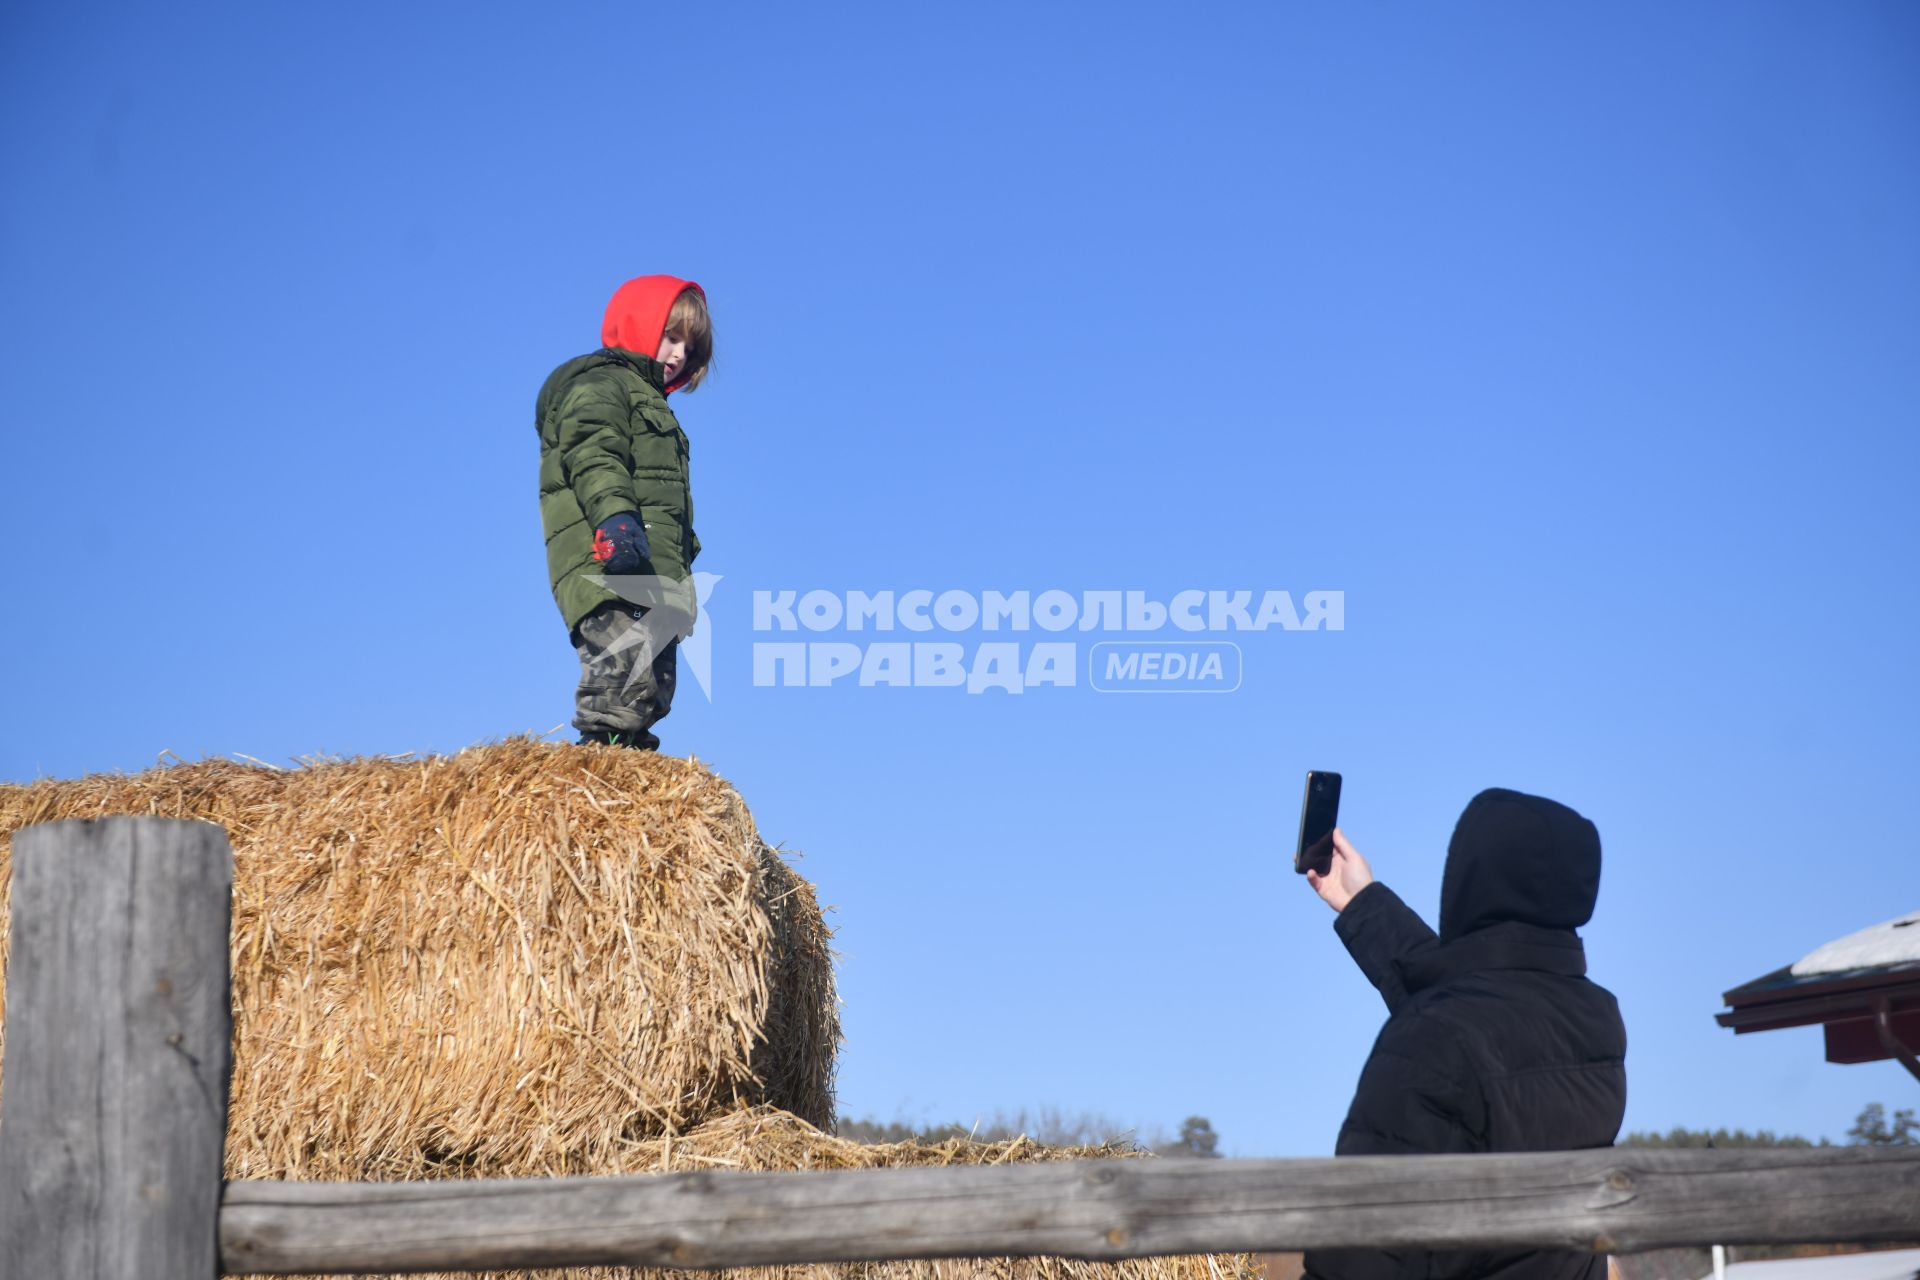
{"left": 0, "top": 738, "right": 840, "bottom": 1182}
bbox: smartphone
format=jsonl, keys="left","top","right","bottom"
{"left": 1293, "top": 771, "right": 1342, "bottom": 875}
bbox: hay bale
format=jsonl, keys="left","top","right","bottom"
{"left": 0, "top": 737, "right": 839, "bottom": 1180}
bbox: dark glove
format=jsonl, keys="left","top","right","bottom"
{"left": 590, "top": 512, "right": 649, "bottom": 574}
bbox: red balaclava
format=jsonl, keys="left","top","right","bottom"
{"left": 601, "top": 274, "right": 704, "bottom": 394}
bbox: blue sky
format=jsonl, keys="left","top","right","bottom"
{"left": 3, "top": 1, "right": 1917, "bottom": 1155}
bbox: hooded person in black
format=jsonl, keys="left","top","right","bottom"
{"left": 1303, "top": 788, "right": 1627, "bottom": 1280}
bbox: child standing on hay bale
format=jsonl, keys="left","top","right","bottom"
{"left": 535, "top": 275, "right": 713, "bottom": 750}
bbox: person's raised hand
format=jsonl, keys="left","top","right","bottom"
{"left": 1306, "top": 828, "right": 1374, "bottom": 914}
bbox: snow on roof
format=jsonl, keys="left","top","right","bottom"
{"left": 1700, "top": 1249, "right": 1920, "bottom": 1280}
{"left": 1790, "top": 910, "right": 1920, "bottom": 977}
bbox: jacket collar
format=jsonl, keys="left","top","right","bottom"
{"left": 1395, "top": 921, "right": 1587, "bottom": 995}
{"left": 599, "top": 346, "right": 667, "bottom": 393}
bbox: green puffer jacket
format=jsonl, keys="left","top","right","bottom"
{"left": 535, "top": 347, "right": 701, "bottom": 635}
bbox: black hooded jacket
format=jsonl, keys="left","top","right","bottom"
{"left": 1305, "top": 789, "right": 1628, "bottom": 1280}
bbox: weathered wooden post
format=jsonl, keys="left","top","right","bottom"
{"left": 0, "top": 816, "right": 233, "bottom": 1278}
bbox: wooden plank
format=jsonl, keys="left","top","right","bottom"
{"left": 0, "top": 817, "right": 233, "bottom": 1280}
{"left": 220, "top": 1145, "right": 1920, "bottom": 1274}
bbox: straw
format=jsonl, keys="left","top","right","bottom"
{"left": 0, "top": 738, "right": 840, "bottom": 1180}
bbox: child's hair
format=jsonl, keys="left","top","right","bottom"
{"left": 667, "top": 288, "right": 714, "bottom": 391}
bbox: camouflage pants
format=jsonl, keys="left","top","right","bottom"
{"left": 571, "top": 603, "right": 679, "bottom": 747}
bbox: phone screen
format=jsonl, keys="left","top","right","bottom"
{"left": 1294, "top": 771, "right": 1342, "bottom": 875}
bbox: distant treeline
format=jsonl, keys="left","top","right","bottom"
{"left": 838, "top": 1101, "right": 1916, "bottom": 1155}
{"left": 1623, "top": 1102, "right": 1917, "bottom": 1149}
{"left": 835, "top": 1108, "right": 1222, "bottom": 1158}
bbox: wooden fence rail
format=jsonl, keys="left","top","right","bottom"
{"left": 220, "top": 1145, "right": 1920, "bottom": 1275}
{"left": 4, "top": 816, "right": 1918, "bottom": 1280}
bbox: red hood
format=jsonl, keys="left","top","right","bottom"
{"left": 601, "top": 274, "right": 704, "bottom": 394}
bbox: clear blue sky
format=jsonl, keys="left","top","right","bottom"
{"left": 4, "top": 1, "right": 1917, "bottom": 1155}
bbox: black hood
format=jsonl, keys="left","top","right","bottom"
{"left": 1439, "top": 788, "right": 1601, "bottom": 942}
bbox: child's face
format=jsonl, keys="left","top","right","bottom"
{"left": 657, "top": 331, "right": 688, "bottom": 384}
